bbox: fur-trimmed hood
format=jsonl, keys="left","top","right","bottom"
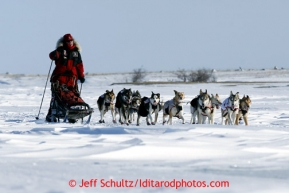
{"left": 56, "top": 37, "right": 82, "bottom": 52}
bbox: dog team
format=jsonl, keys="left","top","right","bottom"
{"left": 97, "top": 88, "right": 251, "bottom": 126}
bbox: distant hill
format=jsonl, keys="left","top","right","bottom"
{"left": 1, "top": 69, "right": 288, "bottom": 86}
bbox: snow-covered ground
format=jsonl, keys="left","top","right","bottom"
{"left": 0, "top": 69, "right": 289, "bottom": 193}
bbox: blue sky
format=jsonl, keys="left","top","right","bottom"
{"left": 1, "top": 0, "right": 289, "bottom": 74}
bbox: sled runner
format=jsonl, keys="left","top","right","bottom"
{"left": 47, "top": 81, "right": 93, "bottom": 124}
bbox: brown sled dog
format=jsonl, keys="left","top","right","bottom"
{"left": 97, "top": 90, "right": 116, "bottom": 123}
{"left": 235, "top": 95, "right": 251, "bottom": 126}
{"left": 163, "top": 90, "right": 185, "bottom": 125}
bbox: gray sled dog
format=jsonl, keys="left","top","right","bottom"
{"left": 128, "top": 90, "right": 142, "bottom": 124}
{"left": 221, "top": 91, "right": 240, "bottom": 125}
{"left": 163, "top": 90, "right": 185, "bottom": 125}
{"left": 201, "top": 94, "right": 222, "bottom": 124}
{"left": 196, "top": 89, "right": 211, "bottom": 124}
{"left": 137, "top": 91, "right": 162, "bottom": 126}
{"left": 235, "top": 95, "right": 251, "bottom": 126}
{"left": 97, "top": 89, "right": 116, "bottom": 123}
{"left": 115, "top": 88, "right": 132, "bottom": 125}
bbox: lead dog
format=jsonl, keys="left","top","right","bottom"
{"left": 97, "top": 89, "right": 116, "bottom": 123}
{"left": 163, "top": 90, "right": 185, "bottom": 125}
{"left": 128, "top": 90, "right": 141, "bottom": 123}
{"left": 115, "top": 88, "right": 132, "bottom": 125}
{"left": 235, "top": 95, "right": 251, "bottom": 126}
{"left": 221, "top": 91, "right": 240, "bottom": 125}
{"left": 137, "top": 91, "right": 162, "bottom": 126}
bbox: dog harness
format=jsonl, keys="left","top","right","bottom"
{"left": 151, "top": 102, "right": 162, "bottom": 114}
{"left": 129, "top": 97, "right": 140, "bottom": 113}
{"left": 221, "top": 97, "right": 238, "bottom": 111}
{"left": 97, "top": 94, "right": 113, "bottom": 111}
{"left": 200, "top": 104, "right": 214, "bottom": 116}
{"left": 164, "top": 99, "right": 182, "bottom": 118}
{"left": 240, "top": 101, "right": 250, "bottom": 115}
{"left": 201, "top": 107, "right": 213, "bottom": 116}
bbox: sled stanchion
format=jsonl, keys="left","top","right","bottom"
{"left": 63, "top": 110, "right": 69, "bottom": 122}
{"left": 79, "top": 83, "right": 83, "bottom": 96}
{"left": 86, "top": 112, "right": 93, "bottom": 124}
{"left": 83, "top": 106, "right": 93, "bottom": 124}
{"left": 36, "top": 60, "right": 53, "bottom": 120}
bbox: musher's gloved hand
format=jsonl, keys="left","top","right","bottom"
{"left": 79, "top": 77, "right": 85, "bottom": 83}
{"left": 55, "top": 47, "right": 65, "bottom": 59}
{"left": 53, "top": 51, "right": 60, "bottom": 60}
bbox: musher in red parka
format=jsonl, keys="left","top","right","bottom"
{"left": 49, "top": 33, "right": 85, "bottom": 87}
{"left": 46, "top": 33, "right": 85, "bottom": 122}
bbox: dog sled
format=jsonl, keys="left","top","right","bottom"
{"left": 46, "top": 81, "right": 93, "bottom": 124}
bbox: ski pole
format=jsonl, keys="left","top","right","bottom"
{"left": 35, "top": 60, "right": 53, "bottom": 120}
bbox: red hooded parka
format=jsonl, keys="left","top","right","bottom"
{"left": 49, "top": 34, "right": 85, "bottom": 88}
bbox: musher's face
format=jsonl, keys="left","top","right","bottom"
{"left": 66, "top": 40, "right": 74, "bottom": 47}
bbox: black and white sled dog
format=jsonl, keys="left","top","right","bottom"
{"left": 97, "top": 89, "right": 116, "bottom": 123}
{"left": 115, "top": 88, "right": 133, "bottom": 125}
{"left": 221, "top": 91, "right": 240, "bottom": 125}
{"left": 128, "top": 90, "right": 142, "bottom": 124}
{"left": 163, "top": 90, "right": 185, "bottom": 125}
{"left": 137, "top": 91, "right": 162, "bottom": 126}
